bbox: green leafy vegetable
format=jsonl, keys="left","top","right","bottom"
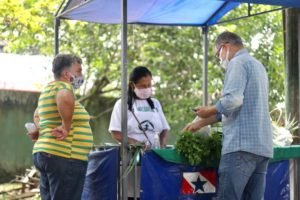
{"left": 175, "top": 132, "right": 222, "bottom": 166}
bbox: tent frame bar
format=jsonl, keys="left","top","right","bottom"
{"left": 202, "top": 26, "right": 209, "bottom": 106}
{"left": 55, "top": 0, "right": 67, "bottom": 17}
{"left": 57, "top": 0, "right": 92, "bottom": 19}
{"left": 54, "top": 19, "right": 60, "bottom": 56}
{"left": 217, "top": 6, "right": 286, "bottom": 25}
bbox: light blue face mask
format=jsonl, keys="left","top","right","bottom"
{"left": 219, "top": 47, "right": 230, "bottom": 70}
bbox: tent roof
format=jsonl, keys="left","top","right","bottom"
{"left": 221, "top": 0, "right": 300, "bottom": 8}
{"left": 58, "top": 0, "right": 240, "bottom": 26}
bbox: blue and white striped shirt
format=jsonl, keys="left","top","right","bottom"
{"left": 215, "top": 49, "right": 273, "bottom": 158}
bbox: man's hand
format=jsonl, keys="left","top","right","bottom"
{"left": 51, "top": 125, "right": 69, "bottom": 141}
{"left": 183, "top": 120, "right": 203, "bottom": 133}
{"left": 194, "top": 106, "right": 217, "bottom": 118}
{"left": 183, "top": 115, "right": 219, "bottom": 133}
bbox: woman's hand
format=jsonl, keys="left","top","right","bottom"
{"left": 27, "top": 130, "right": 39, "bottom": 142}
{"left": 51, "top": 125, "right": 69, "bottom": 141}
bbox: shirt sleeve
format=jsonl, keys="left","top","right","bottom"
{"left": 108, "top": 99, "right": 122, "bottom": 133}
{"left": 215, "top": 60, "right": 248, "bottom": 117}
{"left": 56, "top": 82, "right": 74, "bottom": 94}
{"left": 154, "top": 99, "right": 170, "bottom": 131}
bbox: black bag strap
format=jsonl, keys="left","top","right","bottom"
{"left": 131, "top": 109, "right": 152, "bottom": 147}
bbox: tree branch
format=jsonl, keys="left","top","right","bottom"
{"left": 90, "top": 107, "right": 114, "bottom": 119}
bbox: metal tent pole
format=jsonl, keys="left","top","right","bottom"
{"left": 54, "top": 0, "right": 66, "bottom": 56}
{"left": 54, "top": 18, "right": 60, "bottom": 56}
{"left": 121, "top": 0, "right": 128, "bottom": 199}
{"left": 202, "top": 26, "right": 209, "bottom": 106}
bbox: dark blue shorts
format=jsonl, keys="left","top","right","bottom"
{"left": 33, "top": 152, "right": 88, "bottom": 200}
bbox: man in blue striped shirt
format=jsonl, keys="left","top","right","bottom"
{"left": 184, "top": 31, "right": 273, "bottom": 200}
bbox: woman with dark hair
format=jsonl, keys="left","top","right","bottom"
{"left": 109, "top": 66, "right": 169, "bottom": 199}
{"left": 109, "top": 66, "right": 169, "bottom": 148}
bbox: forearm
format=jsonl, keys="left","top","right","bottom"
{"left": 196, "top": 106, "right": 218, "bottom": 118}
{"left": 159, "top": 130, "right": 168, "bottom": 148}
{"left": 56, "top": 90, "right": 75, "bottom": 132}
{"left": 206, "top": 106, "right": 218, "bottom": 117}
{"left": 112, "top": 131, "right": 139, "bottom": 144}
{"left": 198, "top": 115, "right": 219, "bottom": 126}
{"left": 33, "top": 108, "right": 40, "bottom": 129}
{"left": 192, "top": 115, "right": 219, "bottom": 130}
{"left": 58, "top": 106, "right": 73, "bottom": 131}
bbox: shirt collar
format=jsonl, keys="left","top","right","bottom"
{"left": 233, "top": 48, "right": 248, "bottom": 58}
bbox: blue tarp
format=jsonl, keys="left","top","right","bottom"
{"left": 221, "top": 0, "right": 300, "bottom": 8}
{"left": 265, "top": 160, "right": 290, "bottom": 200}
{"left": 58, "top": 0, "right": 240, "bottom": 26}
{"left": 81, "top": 150, "right": 289, "bottom": 199}
{"left": 140, "top": 151, "right": 217, "bottom": 200}
{"left": 140, "top": 151, "right": 290, "bottom": 200}
{"left": 82, "top": 148, "right": 119, "bottom": 200}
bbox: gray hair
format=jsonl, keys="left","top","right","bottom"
{"left": 52, "top": 54, "right": 82, "bottom": 79}
{"left": 215, "top": 31, "right": 243, "bottom": 47}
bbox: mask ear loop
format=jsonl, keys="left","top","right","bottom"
{"left": 219, "top": 46, "right": 224, "bottom": 63}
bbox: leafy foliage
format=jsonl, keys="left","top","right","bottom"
{"left": 0, "top": 0, "right": 58, "bottom": 54}
{"left": 175, "top": 132, "right": 222, "bottom": 166}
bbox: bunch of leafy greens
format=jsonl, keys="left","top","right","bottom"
{"left": 175, "top": 132, "right": 222, "bottom": 166}
{"left": 122, "top": 142, "right": 145, "bottom": 179}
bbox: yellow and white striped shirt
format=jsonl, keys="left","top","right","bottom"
{"left": 33, "top": 81, "right": 93, "bottom": 161}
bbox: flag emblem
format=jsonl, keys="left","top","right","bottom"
{"left": 181, "top": 170, "right": 217, "bottom": 194}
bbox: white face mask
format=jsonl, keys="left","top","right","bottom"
{"left": 70, "top": 74, "right": 84, "bottom": 89}
{"left": 134, "top": 87, "right": 152, "bottom": 99}
{"left": 219, "top": 47, "right": 230, "bottom": 70}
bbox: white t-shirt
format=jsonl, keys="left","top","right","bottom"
{"left": 109, "top": 98, "right": 170, "bottom": 145}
